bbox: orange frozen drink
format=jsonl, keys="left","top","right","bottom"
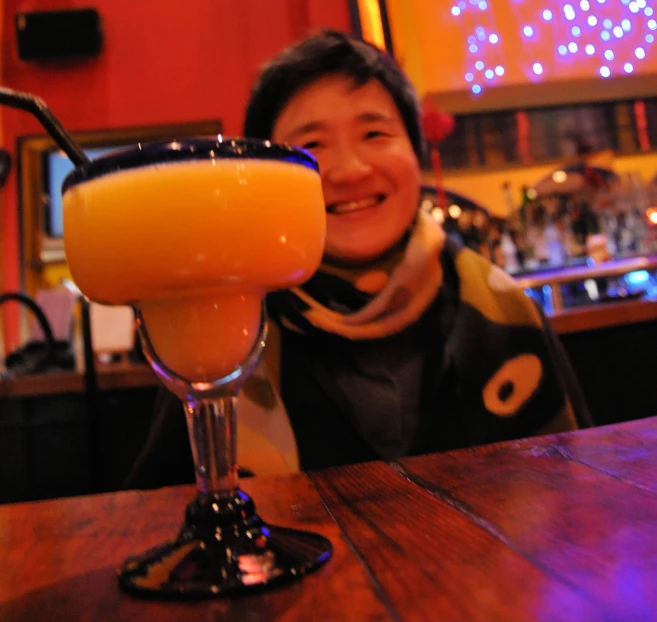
{"left": 63, "top": 146, "right": 325, "bottom": 381}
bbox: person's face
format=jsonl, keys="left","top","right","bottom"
{"left": 271, "top": 74, "right": 422, "bottom": 265}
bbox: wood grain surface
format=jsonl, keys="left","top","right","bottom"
{"left": 1, "top": 418, "right": 656, "bottom": 621}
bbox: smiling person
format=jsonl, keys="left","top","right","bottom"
{"left": 124, "top": 30, "right": 590, "bottom": 489}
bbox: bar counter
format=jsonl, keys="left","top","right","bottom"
{"left": 3, "top": 253, "right": 657, "bottom": 400}
{"left": 515, "top": 253, "right": 657, "bottom": 333}
{"left": 1, "top": 254, "right": 656, "bottom": 502}
{"left": 1, "top": 294, "right": 654, "bottom": 401}
{"left": 548, "top": 295, "right": 657, "bottom": 333}
{"left": 0, "top": 362, "right": 159, "bottom": 503}
{"left": 1, "top": 417, "right": 656, "bottom": 621}
{"left": 0, "top": 362, "right": 157, "bottom": 399}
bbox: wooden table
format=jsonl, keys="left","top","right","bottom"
{"left": 1, "top": 418, "right": 656, "bottom": 621}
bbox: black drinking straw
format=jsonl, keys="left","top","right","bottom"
{"left": 0, "top": 86, "right": 104, "bottom": 492}
{"left": 0, "top": 87, "right": 90, "bottom": 166}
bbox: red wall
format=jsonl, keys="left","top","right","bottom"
{"left": 1, "top": 0, "right": 351, "bottom": 350}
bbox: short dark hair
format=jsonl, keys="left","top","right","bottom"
{"left": 243, "top": 29, "right": 426, "bottom": 162}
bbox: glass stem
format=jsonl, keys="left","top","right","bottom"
{"left": 184, "top": 397, "right": 238, "bottom": 496}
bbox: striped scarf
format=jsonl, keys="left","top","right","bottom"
{"left": 268, "top": 209, "right": 446, "bottom": 339}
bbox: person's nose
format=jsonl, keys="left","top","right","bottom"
{"left": 323, "top": 143, "right": 373, "bottom": 186}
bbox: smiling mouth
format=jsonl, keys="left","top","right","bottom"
{"left": 326, "top": 195, "right": 386, "bottom": 215}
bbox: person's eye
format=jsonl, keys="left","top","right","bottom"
{"left": 301, "top": 140, "right": 322, "bottom": 150}
{"left": 364, "top": 130, "right": 388, "bottom": 140}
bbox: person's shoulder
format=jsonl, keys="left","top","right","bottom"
{"left": 441, "top": 238, "right": 543, "bottom": 330}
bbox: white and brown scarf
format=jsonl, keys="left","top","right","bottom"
{"left": 269, "top": 209, "right": 446, "bottom": 339}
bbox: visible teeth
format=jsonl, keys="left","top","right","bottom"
{"left": 331, "top": 196, "right": 381, "bottom": 214}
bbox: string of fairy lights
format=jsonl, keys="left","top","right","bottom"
{"left": 451, "top": 0, "right": 656, "bottom": 95}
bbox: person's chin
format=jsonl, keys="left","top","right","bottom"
{"left": 324, "top": 236, "right": 401, "bottom": 267}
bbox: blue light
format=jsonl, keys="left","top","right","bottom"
{"left": 468, "top": 35, "right": 476, "bottom": 44}
{"left": 485, "top": 69, "right": 494, "bottom": 79}
{"left": 477, "top": 31, "right": 486, "bottom": 40}
{"left": 613, "top": 26, "right": 623, "bottom": 38}
{"left": 541, "top": 285, "right": 554, "bottom": 315}
{"left": 572, "top": 26, "right": 581, "bottom": 37}
{"left": 564, "top": 4, "right": 576, "bottom": 20}
{"left": 646, "top": 8, "right": 654, "bottom": 17}
{"left": 603, "top": 18, "right": 612, "bottom": 28}
{"left": 600, "top": 65, "right": 611, "bottom": 77}
{"left": 495, "top": 65, "right": 505, "bottom": 75}
{"left": 478, "top": 0, "right": 488, "bottom": 9}
{"left": 465, "top": 72, "right": 474, "bottom": 81}
{"left": 638, "top": 0, "right": 647, "bottom": 7}
{"left": 636, "top": 46, "right": 646, "bottom": 59}
{"left": 524, "top": 25, "right": 534, "bottom": 37}
{"left": 580, "top": 0, "right": 590, "bottom": 8}
{"left": 622, "top": 19, "right": 631, "bottom": 31}
{"left": 489, "top": 33, "right": 499, "bottom": 43}
{"left": 558, "top": 44, "right": 568, "bottom": 55}
{"left": 451, "top": 6, "right": 461, "bottom": 15}
{"left": 626, "top": 270, "right": 650, "bottom": 285}
{"left": 475, "top": 60, "right": 484, "bottom": 69}
{"left": 588, "top": 15, "right": 597, "bottom": 26}
{"left": 601, "top": 30, "right": 611, "bottom": 41}
{"left": 568, "top": 41, "right": 579, "bottom": 52}
{"left": 533, "top": 62, "right": 544, "bottom": 75}
{"left": 475, "top": 26, "right": 485, "bottom": 35}
{"left": 472, "top": 84, "right": 482, "bottom": 94}
{"left": 458, "top": 0, "right": 466, "bottom": 8}
{"left": 624, "top": 62, "right": 634, "bottom": 72}
{"left": 543, "top": 9, "right": 553, "bottom": 20}
{"left": 647, "top": 34, "right": 655, "bottom": 43}
{"left": 469, "top": 44, "right": 479, "bottom": 52}
{"left": 604, "top": 49, "right": 614, "bottom": 60}
{"left": 629, "top": 1, "right": 639, "bottom": 12}
{"left": 585, "top": 43, "right": 595, "bottom": 54}
{"left": 649, "top": 19, "right": 657, "bottom": 30}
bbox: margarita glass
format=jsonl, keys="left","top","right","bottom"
{"left": 62, "top": 138, "right": 331, "bottom": 597}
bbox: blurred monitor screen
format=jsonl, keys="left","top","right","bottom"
{"left": 44, "top": 145, "right": 126, "bottom": 238}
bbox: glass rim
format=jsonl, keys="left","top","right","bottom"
{"left": 61, "top": 136, "right": 319, "bottom": 193}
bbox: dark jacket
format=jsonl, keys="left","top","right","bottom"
{"left": 124, "top": 241, "right": 591, "bottom": 490}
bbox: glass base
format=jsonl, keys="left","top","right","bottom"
{"left": 117, "top": 490, "right": 332, "bottom": 598}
